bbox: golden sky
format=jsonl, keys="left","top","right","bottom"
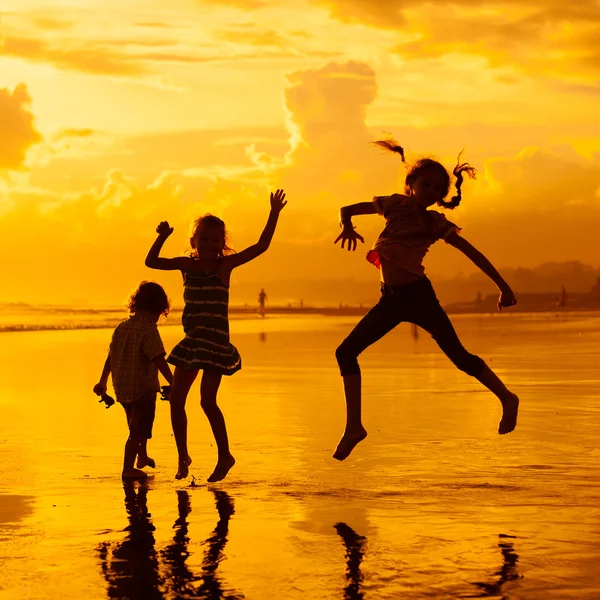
{"left": 1, "top": 0, "right": 600, "bottom": 305}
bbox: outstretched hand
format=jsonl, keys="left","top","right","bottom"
{"left": 497, "top": 289, "right": 517, "bottom": 311}
{"left": 156, "top": 221, "right": 174, "bottom": 237}
{"left": 270, "top": 189, "right": 287, "bottom": 213}
{"left": 334, "top": 226, "right": 365, "bottom": 251}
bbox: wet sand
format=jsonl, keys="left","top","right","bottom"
{"left": 1, "top": 313, "right": 600, "bottom": 599}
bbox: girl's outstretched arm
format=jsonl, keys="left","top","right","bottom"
{"left": 145, "top": 221, "right": 190, "bottom": 271}
{"left": 445, "top": 232, "right": 517, "bottom": 311}
{"left": 334, "top": 202, "right": 377, "bottom": 251}
{"left": 222, "top": 189, "right": 287, "bottom": 270}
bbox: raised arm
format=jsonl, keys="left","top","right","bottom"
{"left": 445, "top": 231, "right": 517, "bottom": 311}
{"left": 222, "top": 189, "right": 287, "bottom": 270}
{"left": 335, "top": 202, "right": 377, "bottom": 251}
{"left": 145, "top": 221, "right": 189, "bottom": 271}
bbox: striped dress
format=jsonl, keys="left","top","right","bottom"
{"left": 168, "top": 269, "right": 242, "bottom": 375}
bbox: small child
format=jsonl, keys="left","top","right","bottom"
{"left": 93, "top": 281, "right": 174, "bottom": 479}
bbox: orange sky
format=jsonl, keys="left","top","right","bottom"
{"left": 1, "top": 0, "right": 600, "bottom": 306}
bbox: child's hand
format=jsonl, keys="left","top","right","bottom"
{"left": 334, "top": 226, "right": 365, "bottom": 251}
{"left": 497, "top": 289, "right": 517, "bottom": 311}
{"left": 270, "top": 189, "right": 287, "bottom": 213}
{"left": 156, "top": 221, "right": 174, "bottom": 237}
{"left": 93, "top": 383, "right": 106, "bottom": 396}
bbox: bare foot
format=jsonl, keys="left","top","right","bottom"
{"left": 122, "top": 468, "right": 148, "bottom": 479}
{"left": 207, "top": 455, "right": 235, "bottom": 483}
{"left": 333, "top": 428, "right": 367, "bottom": 461}
{"left": 175, "top": 455, "right": 192, "bottom": 480}
{"left": 498, "top": 393, "right": 519, "bottom": 435}
{"left": 136, "top": 456, "right": 156, "bottom": 469}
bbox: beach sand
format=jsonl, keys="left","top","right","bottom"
{"left": 1, "top": 313, "right": 600, "bottom": 599}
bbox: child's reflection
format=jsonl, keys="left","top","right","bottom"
{"left": 98, "top": 483, "right": 242, "bottom": 599}
{"left": 98, "top": 481, "right": 163, "bottom": 599}
{"left": 470, "top": 534, "right": 521, "bottom": 597}
{"left": 334, "top": 522, "right": 366, "bottom": 600}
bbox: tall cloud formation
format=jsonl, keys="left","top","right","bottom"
{"left": 0, "top": 84, "right": 42, "bottom": 171}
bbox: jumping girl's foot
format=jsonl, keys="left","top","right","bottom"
{"left": 207, "top": 454, "right": 236, "bottom": 483}
{"left": 175, "top": 456, "right": 192, "bottom": 480}
{"left": 333, "top": 428, "right": 367, "bottom": 461}
{"left": 136, "top": 455, "right": 156, "bottom": 469}
{"left": 498, "top": 393, "right": 519, "bottom": 435}
{"left": 122, "top": 468, "right": 148, "bottom": 480}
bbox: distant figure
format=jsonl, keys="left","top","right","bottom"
{"left": 93, "top": 281, "right": 173, "bottom": 479}
{"left": 333, "top": 139, "right": 519, "bottom": 461}
{"left": 145, "top": 189, "right": 287, "bottom": 481}
{"left": 258, "top": 288, "right": 267, "bottom": 316}
{"left": 475, "top": 290, "right": 483, "bottom": 306}
{"left": 300, "top": 298, "right": 304, "bottom": 309}
{"left": 557, "top": 285, "right": 567, "bottom": 308}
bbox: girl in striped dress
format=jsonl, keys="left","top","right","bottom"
{"left": 145, "top": 189, "right": 287, "bottom": 481}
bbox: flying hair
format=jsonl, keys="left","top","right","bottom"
{"left": 371, "top": 137, "right": 406, "bottom": 163}
{"left": 373, "top": 138, "right": 476, "bottom": 209}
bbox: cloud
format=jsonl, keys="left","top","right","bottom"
{"left": 3, "top": 35, "right": 149, "bottom": 76}
{"left": 314, "top": 0, "right": 600, "bottom": 81}
{"left": 55, "top": 128, "right": 96, "bottom": 139}
{"left": 195, "top": 0, "right": 267, "bottom": 9}
{"left": 215, "top": 28, "right": 291, "bottom": 48}
{"left": 0, "top": 84, "right": 42, "bottom": 171}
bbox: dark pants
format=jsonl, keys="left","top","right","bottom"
{"left": 121, "top": 391, "right": 157, "bottom": 439}
{"left": 336, "top": 277, "right": 485, "bottom": 377}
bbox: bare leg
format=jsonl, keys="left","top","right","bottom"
{"left": 334, "top": 297, "right": 402, "bottom": 461}
{"left": 200, "top": 371, "right": 235, "bottom": 483}
{"left": 136, "top": 439, "right": 155, "bottom": 469}
{"left": 476, "top": 365, "right": 519, "bottom": 434}
{"left": 170, "top": 367, "right": 199, "bottom": 479}
{"left": 123, "top": 435, "right": 147, "bottom": 479}
{"left": 333, "top": 375, "right": 367, "bottom": 461}
{"left": 410, "top": 295, "right": 519, "bottom": 435}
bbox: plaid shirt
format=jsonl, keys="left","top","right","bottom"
{"left": 109, "top": 316, "right": 166, "bottom": 404}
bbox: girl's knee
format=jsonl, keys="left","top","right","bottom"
{"left": 456, "top": 352, "right": 485, "bottom": 377}
{"left": 335, "top": 343, "right": 360, "bottom": 376}
{"left": 200, "top": 395, "right": 218, "bottom": 412}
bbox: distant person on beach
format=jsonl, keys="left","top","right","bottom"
{"left": 332, "top": 139, "right": 519, "bottom": 461}
{"left": 93, "top": 281, "right": 173, "bottom": 479}
{"left": 145, "top": 189, "right": 287, "bottom": 481}
{"left": 258, "top": 288, "right": 267, "bottom": 316}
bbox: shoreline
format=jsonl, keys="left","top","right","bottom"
{"left": 1, "top": 304, "right": 600, "bottom": 333}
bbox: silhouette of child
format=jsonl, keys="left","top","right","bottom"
{"left": 145, "top": 189, "right": 287, "bottom": 481}
{"left": 333, "top": 140, "right": 519, "bottom": 461}
{"left": 94, "top": 281, "right": 173, "bottom": 478}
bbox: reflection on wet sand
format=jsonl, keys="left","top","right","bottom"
{"left": 98, "top": 483, "right": 242, "bottom": 599}
{"left": 334, "top": 522, "right": 366, "bottom": 600}
{"left": 98, "top": 482, "right": 161, "bottom": 599}
{"left": 468, "top": 534, "right": 521, "bottom": 598}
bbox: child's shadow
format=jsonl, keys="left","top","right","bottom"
{"left": 98, "top": 483, "right": 242, "bottom": 599}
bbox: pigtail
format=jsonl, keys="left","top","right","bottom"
{"left": 438, "top": 150, "right": 476, "bottom": 209}
{"left": 371, "top": 137, "right": 406, "bottom": 163}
